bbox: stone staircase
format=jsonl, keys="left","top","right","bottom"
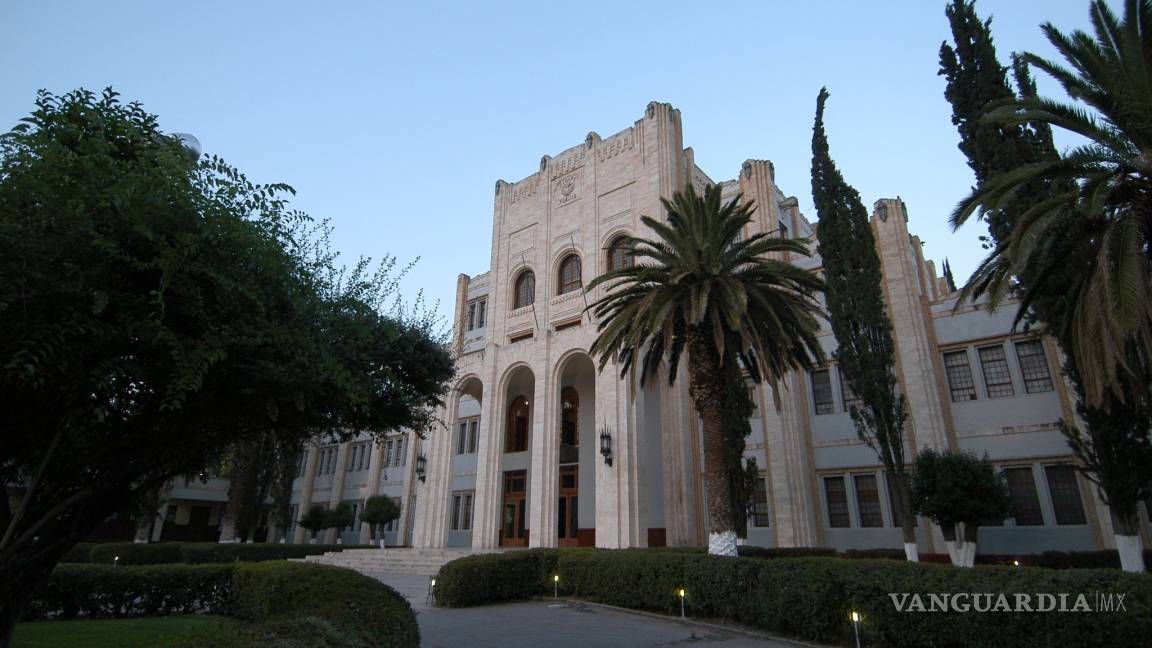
{"left": 296, "top": 547, "right": 501, "bottom": 577}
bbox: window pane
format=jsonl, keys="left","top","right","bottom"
{"left": 752, "top": 477, "right": 770, "bottom": 527}
{"left": 811, "top": 369, "right": 833, "bottom": 415}
{"left": 838, "top": 367, "right": 861, "bottom": 411}
{"left": 451, "top": 495, "right": 461, "bottom": 531}
{"left": 1004, "top": 467, "right": 1044, "bottom": 526}
{"left": 394, "top": 438, "right": 403, "bottom": 465}
{"left": 1044, "top": 465, "right": 1086, "bottom": 525}
{"left": 477, "top": 300, "right": 486, "bottom": 328}
{"left": 943, "top": 351, "right": 977, "bottom": 402}
{"left": 1015, "top": 340, "right": 1054, "bottom": 393}
{"left": 978, "top": 345, "right": 1015, "bottom": 398}
{"left": 457, "top": 422, "right": 467, "bottom": 455}
{"left": 467, "top": 303, "right": 476, "bottom": 331}
{"left": 559, "top": 255, "right": 582, "bottom": 294}
{"left": 515, "top": 272, "right": 535, "bottom": 308}
{"left": 468, "top": 420, "right": 479, "bottom": 454}
{"left": 854, "top": 474, "right": 883, "bottom": 527}
{"left": 824, "top": 476, "right": 850, "bottom": 527}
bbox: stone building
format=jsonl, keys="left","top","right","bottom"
{"left": 154, "top": 101, "right": 1135, "bottom": 556}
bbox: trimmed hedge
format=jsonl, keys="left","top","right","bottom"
{"left": 64, "top": 541, "right": 373, "bottom": 565}
{"left": 435, "top": 549, "right": 1152, "bottom": 647}
{"left": 25, "top": 562, "right": 418, "bottom": 648}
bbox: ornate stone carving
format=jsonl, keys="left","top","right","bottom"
{"left": 877, "top": 202, "right": 889, "bottom": 222}
{"left": 510, "top": 177, "right": 539, "bottom": 204}
{"left": 555, "top": 172, "right": 579, "bottom": 206}
{"left": 585, "top": 132, "right": 599, "bottom": 149}
{"left": 595, "top": 131, "right": 635, "bottom": 163}
{"left": 549, "top": 150, "right": 586, "bottom": 180}
{"left": 540, "top": 155, "right": 551, "bottom": 172}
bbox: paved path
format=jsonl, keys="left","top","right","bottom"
{"left": 369, "top": 572, "right": 812, "bottom": 648}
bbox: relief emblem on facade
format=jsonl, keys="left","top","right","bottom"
{"left": 554, "top": 171, "right": 580, "bottom": 206}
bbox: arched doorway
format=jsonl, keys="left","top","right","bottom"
{"left": 499, "top": 365, "right": 534, "bottom": 547}
{"left": 557, "top": 353, "right": 596, "bottom": 547}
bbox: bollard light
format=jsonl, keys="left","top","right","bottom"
{"left": 426, "top": 576, "right": 436, "bottom": 605}
{"left": 553, "top": 574, "right": 560, "bottom": 600}
{"left": 1012, "top": 559, "right": 1020, "bottom": 567}
{"left": 114, "top": 556, "right": 120, "bottom": 566}
{"left": 678, "top": 588, "right": 686, "bottom": 618}
{"left": 849, "top": 610, "right": 862, "bottom": 648}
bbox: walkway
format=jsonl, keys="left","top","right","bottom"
{"left": 372, "top": 572, "right": 815, "bottom": 648}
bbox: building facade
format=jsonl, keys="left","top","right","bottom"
{"left": 407, "top": 100, "right": 1131, "bottom": 556}
{"left": 148, "top": 101, "right": 1146, "bottom": 556}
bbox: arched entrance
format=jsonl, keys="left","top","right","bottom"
{"left": 557, "top": 353, "right": 596, "bottom": 547}
{"left": 500, "top": 365, "right": 534, "bottom": 547}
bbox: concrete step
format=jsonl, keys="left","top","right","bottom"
{"left": 294, "top": 547, "right": 501, "bottom": 577}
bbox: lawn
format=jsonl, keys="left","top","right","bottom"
{"left": 12, "top": 615, "right": 249, "bottom": 648}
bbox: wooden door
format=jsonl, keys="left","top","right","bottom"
{"left": 558, "top": 465, "right": 579, "bottom": 547}
{"left": 500, "top": 470, "right": 528, "bottom": 547}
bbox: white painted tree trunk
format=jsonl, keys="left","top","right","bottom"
{"left": 944, "top": 540, "right": 959, "bottom": 566}
{"left": 708, "top": 531, "right": 738, "bottom": 557}
{"left": 961, "top": 541, "right": 977, "bottom": 567}
{"left": 903, "top": 542, "right": 919, "bottom": 562}
{"left": 1115, "top": 534, "right": 1145, "bottom": 573}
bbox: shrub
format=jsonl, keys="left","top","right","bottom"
{"left": 230, "top": 561, "right": 418, "bottom": 648}
{"left": 60, "top": 542, "right": 97, "bottom": 563}
{"left": 435, "top": 549, "right": 1152, "bottom": 647}
{"left": 25, "top": 562, "right": 419, "bottom": 648}
{"left": 90, "top": 542, "right": 184, "bottom": 565}
{"left": 739, "top": 546, "right": 837, "bottom": 559}
{"left": 25, "top": 563, "right": 234, "bottom": 620}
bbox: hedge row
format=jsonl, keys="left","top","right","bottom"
{"left": 64, "top": 542, "right": 373, "bottom": 565}
{"left": 25, "top": 561, "right": 418, "bottom": 648}
{"left": 434, "top": 549, "right": 1152, "bottom": 647}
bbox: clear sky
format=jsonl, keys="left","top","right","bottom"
{"left": 2, "top": 1, "right": 1091, "bottom": 323}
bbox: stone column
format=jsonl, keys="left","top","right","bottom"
{"left": 660, "top": 364, "right": 703, "bottom": 546}
{"left": 471, "top": 390, "right": 500, "bottom": 549}
{"left": 762, "top": 374, "right": 819, "bottom": 547}
{"left": 528, "top": 367, "right": 557, "bottom": 548}
{"left": 325, "top": 442, "right": 352, "bottom": 544}
{"left": 358, "top": 440, "right": 386, "bottom": 545}
{"left": 594, "top": 364, "right": 637, "bottom": 547}
{"left": 396, "top": 432, "right": 419, "bottom": 546}
{"left": 413, "top": 397, "right": 456, "bottom": 548}
{"left": 292, "top": 444, "right": 320, "bottom": 544}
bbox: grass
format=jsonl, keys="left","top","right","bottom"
{"left": 12, "top": 615, "right": 249, "bottom": 648}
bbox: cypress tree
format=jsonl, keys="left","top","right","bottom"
{"left": 811, "top": 88, "right": 918, "bottom": 560}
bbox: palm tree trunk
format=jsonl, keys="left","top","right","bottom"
{"left": 686, "top": 331, "right": 738, "bottom": 556}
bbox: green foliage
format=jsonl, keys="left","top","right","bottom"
{"left": 911, "top": 448, "right": 1010, "bottom": 530}
{"left": 230, "top": 561, "right": 418, "bottom": 648}
{"left": 322, "top": 502, "right": 354, "bottom": 531}
{"left": 59, "top": 544, "right": 97, "bottom": 564}
{"left": 435, "top": 549, "right": 1152, "bottom": 647}
{"left": 810, "top": 87, "right": 914, "bottom": 547}
{"left": 360, "top": 496, "right": 401, "bottom": 538}
{"left": 0, "top": 87, "right": 454, "bottom": 633}
{"left": 24, "top": 562, "right": 418, "bottom": 648}
{"left": 14, "top": 615, "right": 245, "bottom": 648}
{"left": 947, "top": 0, "right": 1152, "bottom": 409}
{"left": 24, "top": 563, "right": 234, "bottom": 620}
{"left": 586, "top": 182, "right": 824, "bottom": 543}
{"left": 89, "top": 543, "right": 184, "bottom": 566}
{"left": 297, "top": 505, "right": 328, "bottom": 534}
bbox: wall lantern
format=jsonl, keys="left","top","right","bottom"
{"left": 415, "top": 453, "right": 427, "bottom": 482}
{"left": 598, "top": 424, "right": 613, "bottom": 466}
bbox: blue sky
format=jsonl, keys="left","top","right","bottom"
{"left": 2, "top": 1, "right": 1090, "bottom": 323}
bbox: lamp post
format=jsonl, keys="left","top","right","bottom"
{"left": 553, "top": 574, "right": 559, "bottom": 600}
{"left": 849, "top": 611, "right": 861, "bottom": 648}
{"left": 678, "top": 588, "right": 686, "bottom": 618}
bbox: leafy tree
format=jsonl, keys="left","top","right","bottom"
{"left": 911, "top": 449, "right": 1010, "bottom": 567}
{"left": 297, "top": 505, "right": 329, "bottom": 540}
{"left": 587, "top": 183, "right": 824, "bottom": 556}
{"left": 360, "top": 495, "right": 402, "bottom": 544}
{"left": 323, "top": 502, "right": 355, "bottom": 536}
{"left": 810, "top": 88, "right": 918, "bottom": 561}
{"left": 217, "top": 431, "right": 278, "bottom": 543}
{"left": 0, "top": 88, "right": 454, "bottom": 642}
{"left": 944, "top": 0, "right": 1152, "bottom": 571}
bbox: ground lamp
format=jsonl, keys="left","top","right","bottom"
{"left": 678, "top": 588, "right": 686, "bottom": 618}
{"left": 599, "top": 425, "right": 613, "bottom": 466}
{"left": 427, "top": 577, "right": 436, "bottom": 605}
{"left": 416, "top": 454, "right": 427, "bottom": 482}
{"left": 849, "top": 611, "right": 861, "bottom": 648}
{"left": 553, "top": 574, "right": 560, "bottom": 600}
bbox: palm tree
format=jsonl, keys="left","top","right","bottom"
{"left": 586, "top": 182, "right": 824, "bottom": 556}
{"left": 951, "top": 0, "right": 1152, "bottom": 411}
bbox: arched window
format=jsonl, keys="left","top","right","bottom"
{"left": 607, "top": 236, "right": 633, "bottom": 272}
{"left": 506, "top": 395, "right": 530, "bottom": 453}
{"left": 514, "top": 271, "right": 535, "bottom": 309}
{"left": 558, "top": 254, "right": 582, "bottom": 294}
{"left": 560, "top": 387, "right": 579, "bottom": 447}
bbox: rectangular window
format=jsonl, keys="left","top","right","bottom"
{"left": 394, "top": 437, "right": 404, "bottom": 465}
{"left": 811, "top": 369, "right": 834, "bottom": 415}
{"left": 451, "top": 492, "right": 474, "bottom": 531}
{"left": 1044, "top": 464, "right": 1086, "bottom": 525}
{"left": 1015, "top": 340, "right": 1054, "bottom": 393}
{"left": 752, "top": 477, "right": 770, "bottom": 527}
{"left": 1004, "top": 466, "right": 1044, "bottom": 526}
{"left": 824, "top": 476, "right": 850, "bottom": 528}
{"left": 347, "top": 446, "right": 357, "bottom": 473}
{"left": 456, "top": 421, "right": 468, "bottom": 455}
{"left": 477, "top": 299, "right": 486, "bottom": 328}
{"left": 467, "top": 302, "right": 476, "bottom": 331}
{"left": 943, "top": 351, "right": 977, "bottom": 402}
{"left": 838, "top": 367, "right": 861, "bottom": 412}
{"left": 978, "top": 345, "right": 1015, "bottom": 398}
{"left": 854, "top": 473, "right": 884, "bottom": 527}
{"left": 468, "top": 419, "right": 479, "bottom": 454}
{"left": 386, "top": 440, "right": 395, "bottom": 466}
